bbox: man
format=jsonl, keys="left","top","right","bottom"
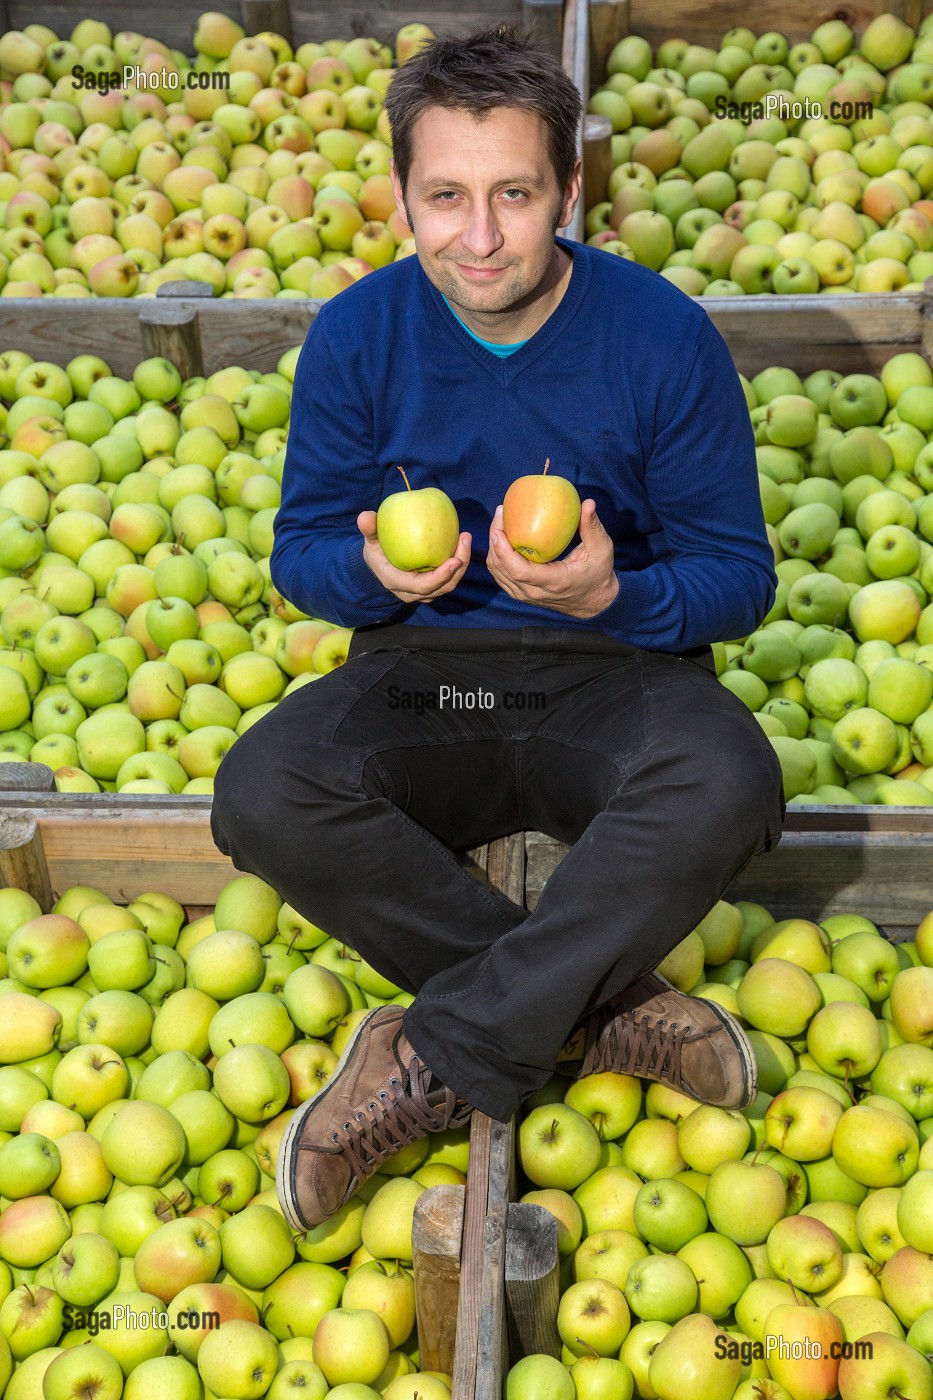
{"left": 211, "top": 23, "right": 785, "bottom": 1234}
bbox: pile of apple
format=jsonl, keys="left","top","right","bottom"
{"left": 0, "top": 11, "right": 428, "bottom": 300}
{"left": 0, "top": 344, "right": 353, "bottom": 794}
{"left": 719, "top": 349, "right": 933, "bottom": 805}
{"left": 0, "top": 871, "right": 465, "bottom": 1399}
{"left": 587, "top": 12, "right": 933, "bottom": 294}
{"left": 507, "top": 897, "right": 933, "bottom": 1400}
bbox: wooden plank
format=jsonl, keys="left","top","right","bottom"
{"left": 522, "top": 0, "right": 563, "bottom": 56}
{"left": 412, "top": 1184, "right": 465, "bottom": 1376}
{"left": 452, "top": 831, "right": 521, "bottom": 1400}
{"left": 0, "top": 815, "right": 54, "bottom": 913}
{"left": 523, "top": 822, "right": 933, "bottom": 939}
{"left": 0, "top": 795, "right": 230, "bottom": 906}
{"left": 700, "top": 286, "right": 933, "bottom": 377}
{"left": 3, "top": 280, "right": 932, "bottom": 381}
{"left": 505, "top": 1201, "right": 561, "bottom": 1361}
{"left": 242, "top": 0, "right": 294, "bottom": 42}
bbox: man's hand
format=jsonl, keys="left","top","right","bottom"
{"left": 486, "top": 499, "right": 620, "bottom": 618}
{"left": 358, "top": 510, "right": 472, "bottom": 604}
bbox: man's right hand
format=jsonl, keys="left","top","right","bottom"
{"left": 357, "top": 511, "right": 472, "bottom": 604}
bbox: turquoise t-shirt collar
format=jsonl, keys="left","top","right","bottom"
{"left": 441, "top": 295, "right": 527, "bottom": 357}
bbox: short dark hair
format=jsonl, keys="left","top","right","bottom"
{"left": 384, "top": 23, "right": 583, "bottom": 202}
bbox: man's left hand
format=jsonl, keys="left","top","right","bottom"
{"left": 486, "top": 499, "right": 621, "bottom": 619}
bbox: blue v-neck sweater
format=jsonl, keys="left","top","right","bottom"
{"left": 270, "top": 238, "right": 776, "bottom": 651}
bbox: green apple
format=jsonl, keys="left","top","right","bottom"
{"left": 705, "top": 1160, "right": 788, "bottom": 1245}
{"left": 632, "top": 1177, "right": 707, "bottom": 1251}
{"left": 519, "top": 1103, "right": 602, "bottom": 1190}
{"left": 100, "top": 1100, "right": 186, "bottom": 1187}
{"left": 624, "top": 1254, "right": 697, "bottom": 1324}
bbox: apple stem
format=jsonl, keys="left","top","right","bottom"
{"left": 543, "top": 457, "right": 550, "bottom": 476}
{"left": 576, "top": 1339, "right": 601, "bottom": 1359}
{"left": 787, "top": 1278, "right": 802, "bottom": 1307}
{"left": 396, "top": 464, "right": 412, "bottom": 491}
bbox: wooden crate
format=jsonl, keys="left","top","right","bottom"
{"left": 0, "top": 785, "right": 525, "bottom": 1400}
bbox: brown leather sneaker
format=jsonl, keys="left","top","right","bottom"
{"left": 277, "top": 1004, "right": 473, "bottom": 1231}
{"left": 555, "top": 972, "right": 758, "bottom": 1109}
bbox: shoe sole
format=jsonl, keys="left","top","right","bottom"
{"left": 653, "top": 973, "right": 759, "bottom": 1109}
{"left": 276, "top": 1005, "right": 386, "bottom": 1233}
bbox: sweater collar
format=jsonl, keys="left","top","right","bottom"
{"left": 422, "top": 236, "right": 590, "bottom": 381}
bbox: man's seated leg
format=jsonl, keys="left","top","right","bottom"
{"left": 399, "top": 649, "right": 785, "bottom": 1124}
{"left": 211, "top": 642, "right": 534, "bottom": 1228}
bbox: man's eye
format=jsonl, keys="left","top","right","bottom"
{"left": 433, "top": 192, "right": 457, "bottom": 202}
{"left": 502, "top": 189, "right": 527, "bottom": 200}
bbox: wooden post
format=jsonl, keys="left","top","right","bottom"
{"left": 583, "top": 114, "right": 612, "bottom": 209}
{"left": 241, "top": 0, "right": 293, "bottom": 42}
{"left": 0, "top": 814, "right": 54, "bottom": 913}
{"left": 558, "top": 0, "right": 592, "bottom": 245}
{"left": 452, "top": 832, "right": 523, "bottom": 1400}
{"left": 412, "top": 1184, "right": 465, "bottom": 1375}
{"left": 505, "top": 1202, "right": 561, "bottom": 1361}
{"left": 921, "top": 278, "right": 933, "bottom": 369}
{"left": 589, "top": 0, "right": 628, "bottom": 86}
{"left": 521, "top": 0, "right": 563, "bottom": 59}
{"left": 0, "top": 763, "right": 54, "bottom": 794}
{"left": 138, "top": 297, "right": 206, "bottom": 380}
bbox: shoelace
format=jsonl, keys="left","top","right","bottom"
{"left": 310, "top": 1036, "right": 472, "bottom": 1193}
{"left": 586, "top": 1008, "right": 695, "bottom": 1081}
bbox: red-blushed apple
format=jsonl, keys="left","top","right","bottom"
{"left": 502, "top": 458, "right": 582, "bottom": 562}
{"left": 764, "top": 1303, "right": 844, "bottom": 1400}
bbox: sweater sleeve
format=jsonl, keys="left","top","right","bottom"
{"left": 269, "top": 314, "right": 411, "bottom": 627}
{"left": 588, "top": 312, "right": 777, "bottom": 651}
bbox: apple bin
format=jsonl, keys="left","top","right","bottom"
{"left": 1, "top": 788, "right": 933, "bottom": 1400}
{"left": 0, "top": 776, "right": 534, "bottom": 1400}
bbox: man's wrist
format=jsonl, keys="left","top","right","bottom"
{"left": 573, "top": 572, "right": 621, "bottom": 620}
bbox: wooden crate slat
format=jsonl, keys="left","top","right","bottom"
{"left": 524, "top": 824, "right": 933, "bottom": 938}
{"left": 3, "top": 283, "right": 933, "bottom": 381}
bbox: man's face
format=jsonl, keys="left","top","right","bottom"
{"left": 390, "top": 105, "right": 579, "bottom": 316}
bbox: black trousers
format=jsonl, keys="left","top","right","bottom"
{"left": 211, "top": 623, "right": 786, "bottom": 1121}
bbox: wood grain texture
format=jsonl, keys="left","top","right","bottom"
{"left": 4, "top": 281, "right": 933, "bottom": 382}
{"left": 0, "top": 763, "right": 54, "bottom": 793}
{"left": 0, "top": 796, "right": 232, "bottom": 905}
{"left": 452, "top": 832, "right": 521, "bottom": 1400}
{"left": 559, "top": 0, "right": 590, "bottom": 245}
{"left": 0, "top": 815, "right": 54, "bottom": 913}
{"left": 413, "top": 1184, "right": 465, "bottom": 1375}
{"left": 523, "top": 822, "right": 933, "bottom": 938}
{"left": 139, "top": 301, "right": 204, "bottom": 380}
{"left": 505, "top": 1201, "right": 561, "bottom": 1361}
